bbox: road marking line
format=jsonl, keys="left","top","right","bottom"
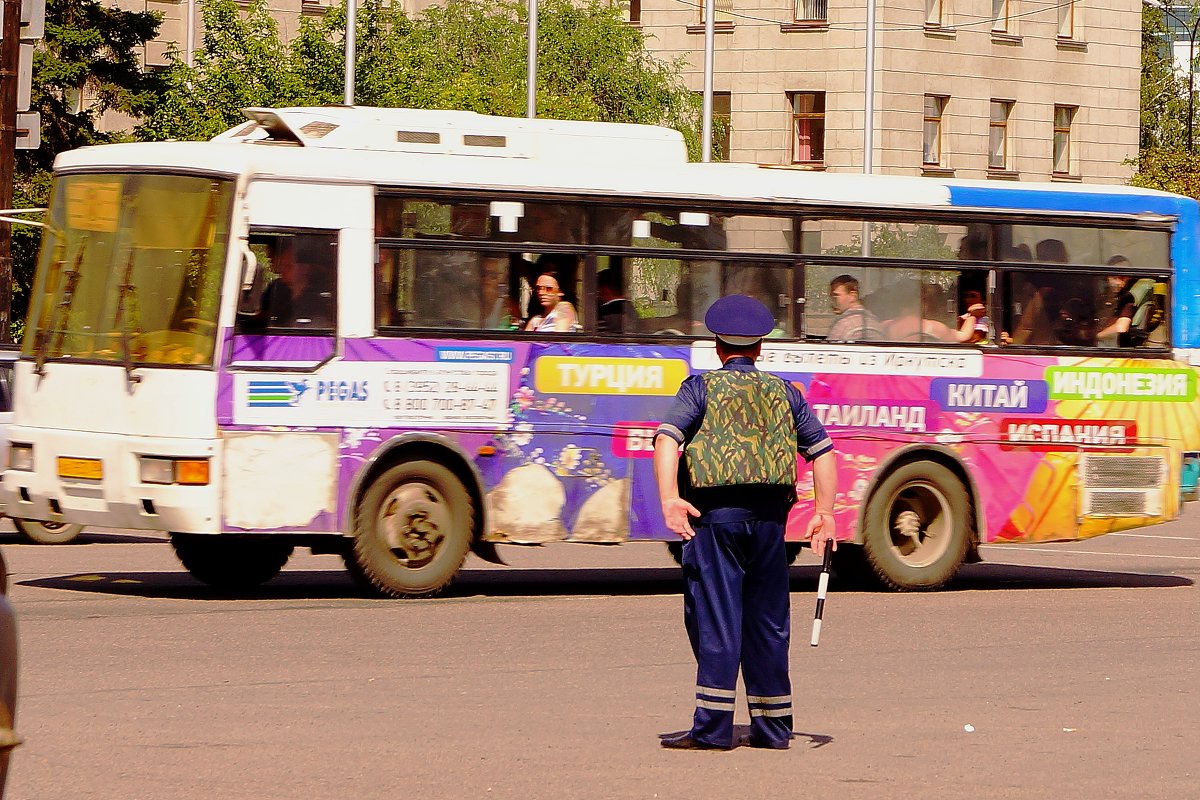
{"left": 983, "top": 546, "right": 1200, "bottom": 561}
{"left": 1108, "top": 533, "right": 1198, "bottom": 540}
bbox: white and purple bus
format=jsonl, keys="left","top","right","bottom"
{"left": 5, "top": 106, "right": 1200, "bottom": 595}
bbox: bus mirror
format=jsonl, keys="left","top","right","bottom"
{"left": 237, "top": 244, "right": 264, "bottom": 316}
{"left": 240, "top": 243, "right": 258, "bottom": 292}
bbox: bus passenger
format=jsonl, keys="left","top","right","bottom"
{"left": 598, "top": 268, "right": 636, "bottom": 334}
{"left": 1035, "top": 238, "right": 1069, "bottom": 264}
{"left": 956, "top": 290, "right": 993, "bottom": 343}
{"left": 526, "top": 269, "right": 579, "bottom": 333}
{"left": 826, "top": 275, "right": 884, "bottom": 341}
{"left": 249, "top": 236, "right": 335, "bottom": 329}
{"left": 1096, "top": 257, "right": 1136, "bottom": 347}
{"left": 481, "top": 254, "right": 520, "bottom": 330}
{"left": 884, "top": 289, "right": 960, "bottom": 343}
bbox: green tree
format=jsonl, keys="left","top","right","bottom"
{"left": 138, "top": 0, "right": 298, "bottom": 141}
{"left": 1130, "top": 4, "right": 1200, "bottom": 197}
{"left": 10, "top": 0, "right": 161, "bottom": 339}
{"left": 140, "top": 0, "right": 705, "bottom": 156}
{"left": 824, "top": 224, "right": 957, "bottom": 261}
{"left": 1139, "top": 4, "right": 1189, "bottom": 152}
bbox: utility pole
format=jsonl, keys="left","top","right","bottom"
{"left": 0, "top": 0, "right": 22, "bottom": 344}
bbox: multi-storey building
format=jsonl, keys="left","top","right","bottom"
{"left": 117, "top": 0, "right": 1143, "bottom": 183}
{"left": 633, "top": 0, "right": 1143, "bottom": 183}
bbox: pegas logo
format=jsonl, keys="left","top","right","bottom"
{"left": 930, "top": 378, "right": 1048, "bottom": 413}
{"left": 535, "top": 356, "right": 689, "bottom": 396}
{"left": 247, "top": 379, "right": 310, "bottom": 408}
{"left": 316, "top": 380, "right": 369, "bottom": 401}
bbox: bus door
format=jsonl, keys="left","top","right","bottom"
{"left": 222, "top": 181, "right": 373, "bottom": 533}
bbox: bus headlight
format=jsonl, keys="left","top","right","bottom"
{"left": 139, "top": 457, "right": 210, "bottom": 486}
{"left": 8, "top": 444, "right": 33, "bottom": 471}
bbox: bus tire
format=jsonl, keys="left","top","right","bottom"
{"left": 12, "top": 518, "right": 84, "bottom": 545}
{"left": 351, "top": 460, "right": 473, "bottom": 599}
{"left": 861, "top": 461, "right": 970, "bottom": 591}
{"left": 170, "top": 533, "right": 294, "bottom": 589}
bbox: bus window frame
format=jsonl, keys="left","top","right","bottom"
{"left": 371, "top": 187, "right": 1178, "bottom": 349}
{"left": 237, "top": 226, "right": 341, "bottom": 337}
{"left": 994, "top": 264, "right": 1172, "bottom": 353}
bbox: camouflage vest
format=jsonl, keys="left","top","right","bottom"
{"left": 684, "top": 369, "right": 798, "bottom": 488}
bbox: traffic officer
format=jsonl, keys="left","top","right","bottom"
{"left": 653, "top": 294, "right": 838, "bottom": 751}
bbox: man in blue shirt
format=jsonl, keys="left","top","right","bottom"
{"left": 653, "top": 294, "right": 838, "bottom": 751}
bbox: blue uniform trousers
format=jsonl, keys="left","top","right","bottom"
{"left": 681, "top": 510, "right": 794, "bottom": 748}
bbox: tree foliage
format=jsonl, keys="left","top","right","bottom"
{"left": 1128, "top": 148, "right": 1200, "bottom": 197}
{"left": 139, "top": 0, "right": 704, "bottom": 156}
{"left": 1130, "top": 4, "right": 1200, "bottom": 197}
{"left": 1139, "top": 5, "right": 1190, "bottom": 152}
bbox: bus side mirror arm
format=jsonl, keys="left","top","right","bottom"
{"left": 236, "top": 243, "right": 262, "bottom": 317}
{"left": 240, "top": 242, "right": 258, "bottom": 293}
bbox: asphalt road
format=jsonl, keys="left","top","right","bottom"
{"left": 0, "top": 511, "right": 1197, "bottom": 800}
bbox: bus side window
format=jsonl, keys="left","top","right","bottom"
{"left": 724, "top": 264, "right": 792, "bottom": 337}
{"left": 1000, "top": 270, "right": 1171, "bottom": 349}
{"left": 239, "top": 232, "right": 337, "bottom": 333}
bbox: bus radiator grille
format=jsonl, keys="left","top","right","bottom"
{"left": 1079, "top": 455, "right": 1166, "bottom": 517}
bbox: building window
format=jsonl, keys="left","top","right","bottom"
{"left": 923, "top": 95, "right": 947, "bottom": 165}
{"left": 699, "top": 0, "right": 734, "bottom": 26}
{"left": 989, "top": 100, "right": 1012, "bottom": 170}
{"left": 991, "top": 0, "right": 1009, "bottom": 32}
{"left": 1053, "top": 105, "right": 1076, "bottom": 175}
{"left": 925, "top": 0, "right": 943, "bottom": 26}
{"left": 621, "top": 0, "right": 641, "bottom": 23}
{"left": 696, "top": 91, "right": 732, "bottom": 160}
{"left": 714, "top": 91, "right": 731, "bottom": 161}
{"left": 795, "top": 0, "right": 827, "bottom": 22}
{"left": 1057, "top": 0, "right": 1074, "bottom": 38}
{"left": 789, "top": 92, "right": 825, "bottom": 164}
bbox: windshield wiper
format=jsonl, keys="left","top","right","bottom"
{"left": 34, "top": 243, "right": 85, "bottom": 377}
{"left": 112, "top": 250, "right": 141, "bottom": 388}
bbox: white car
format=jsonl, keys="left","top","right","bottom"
{"left": 0, "top": 349, "right": 83, "bottom": 544}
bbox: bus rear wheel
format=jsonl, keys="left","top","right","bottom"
{"left": 13, "top": 518, "right": 84, "bottom": 545}
{"left": 170, "top": 533, "right": 294, "bottom": 589}
{"left": 351, "top": 460, "right": 473, "bottom": 598}
{"left": 861, "top": 462, "right": 970, "bottom": 591}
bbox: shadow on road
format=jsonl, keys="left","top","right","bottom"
{"left": 656, "top": 724, "right": 834, "bottom": 750}
{"left": 14, "top": 561, "right": 1192, "bottom": 600}
{"left": 0, "top": 531, "right": 163, "bottom": 546}
{"left": 944, "top": 562, "right": 1192, "bottom": 590}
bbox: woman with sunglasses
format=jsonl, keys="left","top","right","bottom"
{"left": 525, "top": 269, "right": 579, "bottom": 332}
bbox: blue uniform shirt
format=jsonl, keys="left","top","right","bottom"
{"left": 654, "top": 356, "right": 833, "bottom": 518}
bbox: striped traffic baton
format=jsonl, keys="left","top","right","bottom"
{"left": 810, "top": 542, "right": 834, "bottom": 647}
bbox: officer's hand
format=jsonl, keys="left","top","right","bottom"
{"left": 662, "top": 498, "right": 701, "bottom": 540}
{"left": 806, "top": 510, "right": 837, "bottom": 557}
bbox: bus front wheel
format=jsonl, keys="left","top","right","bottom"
{"left": 170, "top": 533, "right": 294, "bottom": 589}
{"left": 351, "top": 460, "right": 474, "bottom": 598}
{"left": 13, "top": 518, "right": 84, "bottom": 545}
{"left": 861, "top": 462, "right": 971, "bottom": 591}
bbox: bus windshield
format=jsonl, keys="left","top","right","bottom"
{"left": 23, "top": 173, "right": 235, "bottom": 367}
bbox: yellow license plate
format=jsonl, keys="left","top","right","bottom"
{"left": 58, "top": 457, "right": 103, "bottom": 480}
